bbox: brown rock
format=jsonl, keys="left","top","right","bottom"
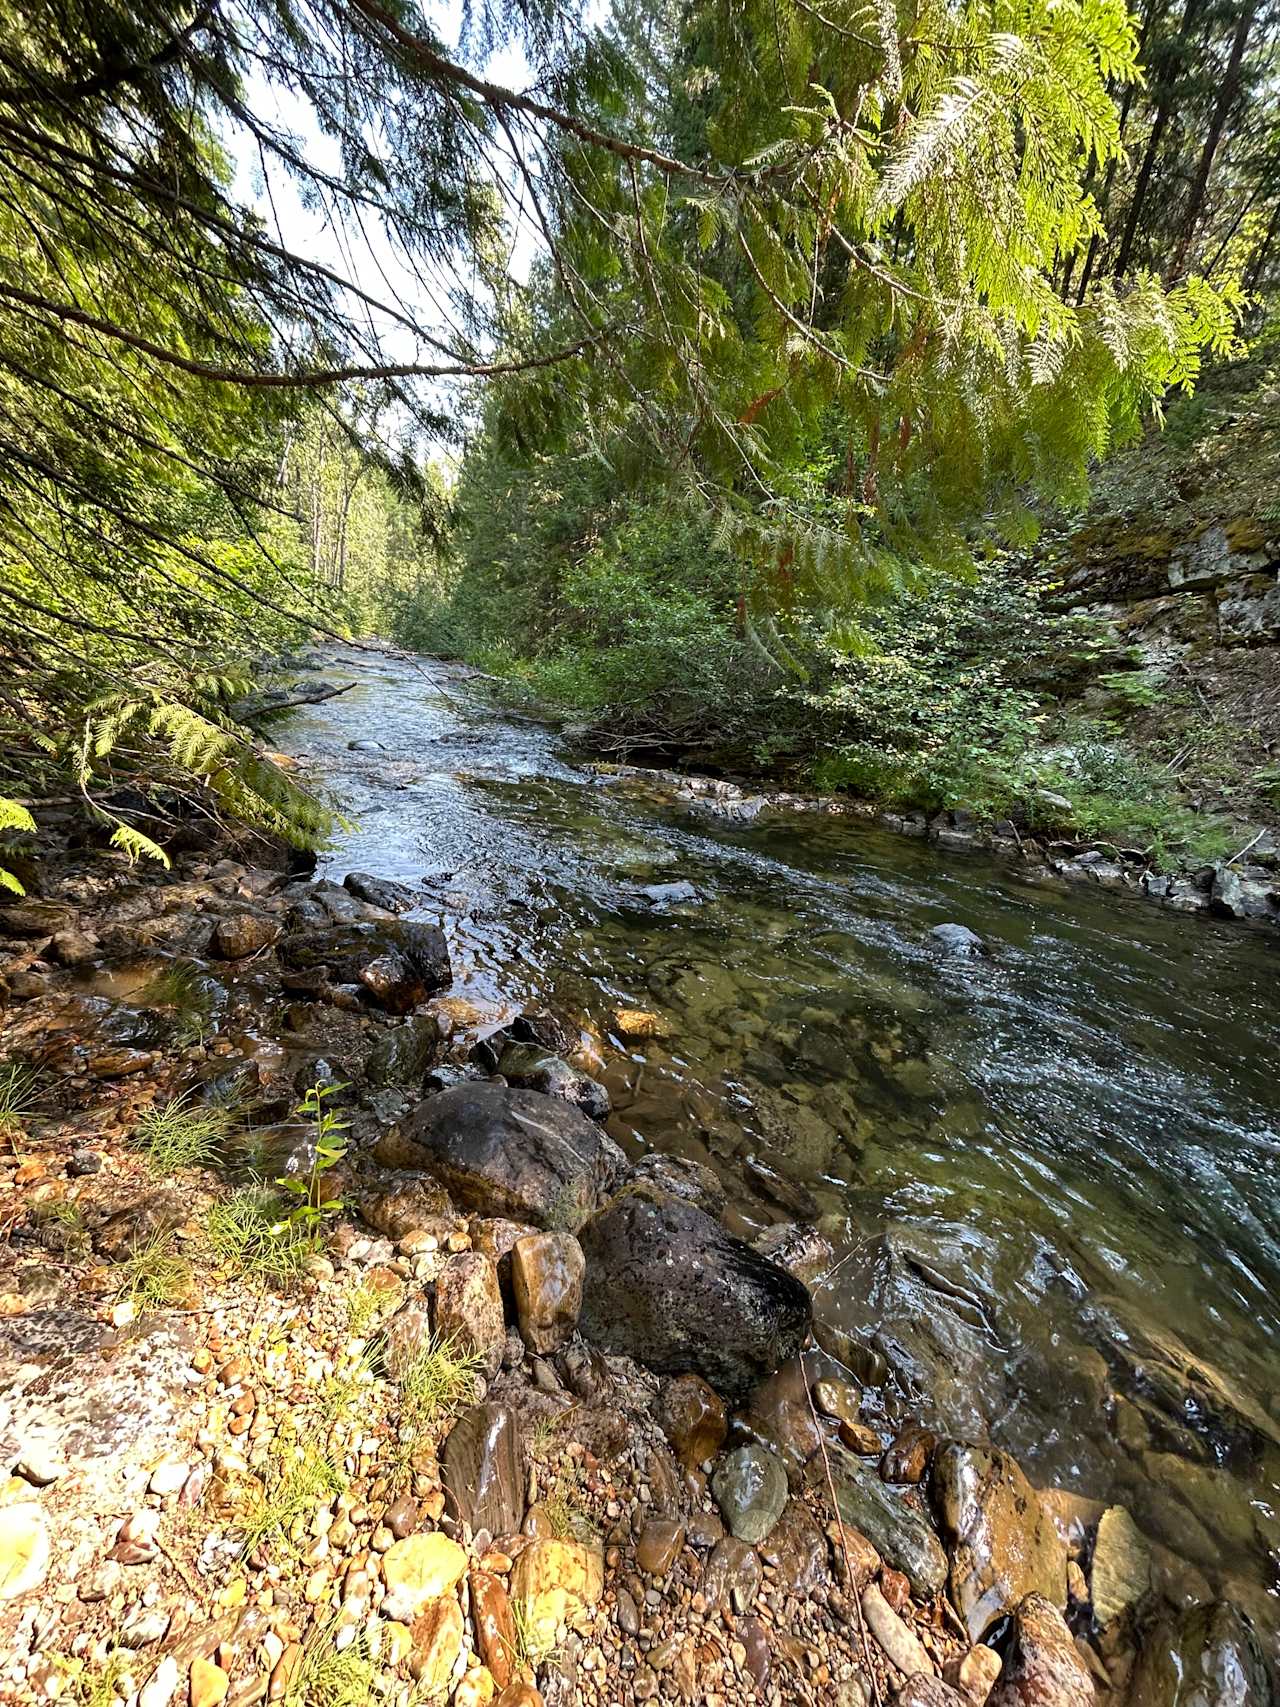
{"left": 758, "top": 1499, "right": 829, "bottom": 1595}
{"left": 442, "top": 1403, "right": 525, "bottom": 1537}
{"left": 434, "top": 1251, "right": 506, "bottom": 1376}
{"left": 702, "top": 1536, "right": 762, "bottom": 1612}
{"left": 742, "top": 1357, "right": 822, "bottom": 1471}
{"left": 408, "top": 1594, "right": 465, "bottom": 1692}
{"left": 987, "top": 1595, "right": 1094, "bottom": 1707}
{"left": 932, "top": 1445, "right": 1067, "bottom": 1641}
{"left": 494, "top": 1684, "right": 543, "bottom": 1707}
{"left": 898, "top": 1681, "right": 972, "bottom": 1707}
{"left": 470, "top": 1571, "right": 517, "bottom": 1690}
{"left": 862, "top": 1580, "right": 933, "bottom": 1677}
{"left": 1090, "top": 1506, "right": 1150, "bottom": 1627}
{"left": 269, "top": 1646, "right": 303, "bottom": 1702}
{"left": 944, "top": 1646, "right": 1003, "bottom": 1705}
{"left": 510, "top": 1537, "right": 603, "bottom": 1653}
{"left": 881, "top": 1424, "right": 938, "bottom": 1485}
{"left": 210, "top": 914, "right": 279, "bottom": 959}
{"left": 381, "top": 1533, "right": 467, "bottom": 1620}
{"left": 660, "top": 1373, "right": 728, "bottom": 1470}
{"left": 383, "top": 1299, "right": 435, "bottom": 1378}
{"left": 840, "top": 1420, "right": 884, "bottom": 1455}
{"left": 815, "top": 1378, "right": 862, "bottom": 1426}
{"left": 511, "top": 1232, "right": 585, "bottom": 1354}
{"left": 636, "top": 1518, "right": 685, "bottom": 1577}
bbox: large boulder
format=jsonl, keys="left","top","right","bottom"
{"left": 932, "top": 1443, "right": 1067, "bottom": 1640}
{"left": 987, "top": 1595, "right": 1093, "bottom": 1707}
{"left": 387, "top": 1084, "right": 627, "bottom": 1229}
{"left": 279, "top": 920, "right": 450, "bottom": 1013}
{"left": 1130, "top": 1601, "right": 1272, "bottom": 1707}
{"left": 577, "top": 1187, "right": 811, "bottom": 1403}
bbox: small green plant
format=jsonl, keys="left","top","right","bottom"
{"left": 511, "top": 1594, "right": 561, "bottom": 1671}
{"left": 137, "top": 962, "right": 219, "bottom": 1045}
{"left": 237, "top": 1434, "right": 345, "bottom": 1558}
{"left": 204, "top": 1187, "right": 316, "bottom": 1285}
{"left": 280, "top": 1622, "right": 375, "bottom": 1707}
{"left": 132, "top": 1092, "right": 235, "bottom": 1173}
{"left": 0, "top": 1061, "right": 40, "bottom": 1141}
{"left": 275, "top": 1082, "right": 348, "bottom": 1231}
{"left": 317, "top": 1342, "right": 379, "bottom": 1431}
{"left": 345, "top": 1273, "right": 397, "bottom": 1339}
{"left": 380, "top": 1332, "right": 482, "bottom": 1490}
{"left": 50, "top": 1648, "right": 133, "bottom": 1707}
{"left": 116, "top": 1231, "right": 193, "bottom": 1311}
{"left": 31, "top": 1197, "right": 90, "bottom": 1257}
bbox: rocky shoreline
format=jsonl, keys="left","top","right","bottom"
{"left": 0, "top": 814, "right": 1275, "bottom": 1707}
{"left": 582, "top": 763, "right": 1280, "bottom": 932}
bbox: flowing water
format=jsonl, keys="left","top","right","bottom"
{"left": 283, "top": 647, "right": 1280, "bottom": 1633}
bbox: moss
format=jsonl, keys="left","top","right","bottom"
{"left": 1224, "top": 516, "right": 1268, "bottom": 552}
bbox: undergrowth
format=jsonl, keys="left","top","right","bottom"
{"left": 203, "top": 1188, "right": 316, "bottom": 1285}
{"left": 132, "top": 1093, "right": 236, "bottom": 1173}
{"left": 115, "top": 1232, "right": 193, "bottom": 1311}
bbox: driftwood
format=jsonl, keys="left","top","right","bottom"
{"left": 231, "top": 680, "right": 357, "bottom": 722}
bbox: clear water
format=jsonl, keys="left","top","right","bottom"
{"left": 282, "top": 648, "right": 1280, "bottom": 1633}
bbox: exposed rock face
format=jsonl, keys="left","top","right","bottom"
{"left": 511, "top": 1232, "right": 585, "bottom": 1354}
{"left": 1130, "top": 1601, "right": 1273, "bottom": 1707}
{"left": 986, "top": 1594, "right": 1094, "bottom": 1707}
{"left": 829, "top": 1451, "right": 947, "bottom": 1599}
{"left": 711, "top": 1444, "right": 788, "bottom": 1545}
{"left": 279, "top": 920, "right": 450, "bottom": 1013}
{"left": 932, "top": 1443, "right": 1067, "bottom": 1640}
{"left": 433, "top": 1251, "right": 506, "bottom": 1376}
{"left": 441, "top": 1402, "right": 526, "bottom": 1538}
{"left": 1090, "top": 1505, "right": 1150, "bottom": 1626}
{"left": 209, "top": 913, "right": 279, "bottom": 959}
{"left": 577, "top": 1187, "right": 812, "bottom": 1402}
{"left": 391, "top": 1084, "right": 628, "bottom": 1229}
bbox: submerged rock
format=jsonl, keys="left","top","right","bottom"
{"left": 494, "top": 1042, "right": 609, "bottom": 1120}
{"left": 1090, "top": 1504, "right": 1150, "bottom": 1626}
{"left": 577, "top": 1186, "right": 812, "bottom": 1402}
{"left": 1131, "top": 1601, "right": 1272, "bottom": 1707}
{"left": 279, "top": 920, "right": 450, "bottom": 1013}
{"left": 932, "top": 1443, "right": 1067, "bottom": 1640}
{"left": 931, "top": 922, "right": 987, "bottom": 956}
{"left": 388, "top": 1083, "right": 628, "bottom": 1229}
{"left": 829, "top": 1450, "right": 947, "bottom": 1599}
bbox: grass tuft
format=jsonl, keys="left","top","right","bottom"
{"left": 137, "top": 962, "right": 218, "bottom": 1045}
{"left": 237, "top": 1436, "right": 345, "bottom": 1559}
{"left": 115, "top": 1231, "right": 193, "bottom": 1311}
{"left": 132, "top": 1092, "right": 235, "bottom": 1173}
{"left": 280, "top": 1622, "right": 374, "bottom": 1707}
{"left": 0, "top": 1060, "right": 41, "bottom": 1140}
{"left": 203, "top": 1187, "right": 316, "bottom": 1285}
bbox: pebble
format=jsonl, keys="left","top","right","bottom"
{"left": 149, "top": 1459, "right": 190, "bottom": 1497}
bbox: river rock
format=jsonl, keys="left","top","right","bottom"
{"left": 932, "top": 1443, "right": 1067, "bottom": 1640}
{"left": 899, "top": 1682, "right": 974, "bottom": 1707}
{"left": 862, "top": 1579, "right": 933, "bottom": 1677}
{"left": 210, "top": 913, "right": 279, "bottom": 959}
{"left": 931, "top": 923, "right": 986, "bottom": 956}
{"left": 577, "top": 1187, "right": 812, "bottom": 1402}
{"left": 0, "top": 900, "right": 74, "bottom": 937}
{"left": 742, "top": 1357, "right": 822, "bottom": 1472}
{"left": 381, "top": 1532, "right": 467, "bottom": 1620}
{"left": 1090, "top": 1505, "right": 1150, "bottom": 1626}
{"left": 408, "top": 1594, "right": 465, "bottom": 1691}
{"left": 470, "top": 1569, "right": 517, "bottom": 1689}
{"left": 636, "top": 1516, "right": 685, "bottom": 1576}
{"left": 344, "top": 871, "right": 417, "bottom": 912}
{"left": 711, "top": 1443, "right": 787, "bottom": 1544}
{"left": 1130, "top": 1600, "right": 1271, "bottom": 1707}
{"left": 494, "top": 1043, "right": 609, "bottom": 1121}
{"left": 882, "top": 1423, "right": 938, "bottom": 1485}
{"left": 986, "top": 1595, "right": 1093, "bottom": 1707}
{"left": 442, "top": 1402, "right": 525, "bottom": 1537}
{"left": 944, "top": 1646, "right": 1003, "bottom": 1706}
{"left": 757, "top": 1499, "right": 830, "bottom": 1595}
{"left": 0, "top": 1502, "right": 50, "bottom": 1599}
{"left": 389, "top": 1084, "right": 627, "bottom": 1229}
{"left": 367, "top": 1016, "right": 441, "bottom": 1086}
{"left": 434, "top": 1250, "right": 505, "bottom": 1376}
{"left": 830, "top": 1450, "right": 947, "bottom": 1598}
{"left": 660, "top": 1373, "right": 728, "bottom": 1470}
{"left": 510, "top": 1537, "right": 603, "bottom": 1652}
{"left": 511, "top": 1232, "right": 584, "bottom": 1353}
{"left": 279, "top": 920, "right": 450, "bottom": 1013}
{"left": 702, "top": 1535, "right": 763, "bottom": 1612}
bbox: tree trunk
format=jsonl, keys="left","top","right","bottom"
{"left": 1166, "top": 0, "right": 1258, "bottom": 282}
{"left": 1113, "top": 0, "right": 1202, "bottom": 279}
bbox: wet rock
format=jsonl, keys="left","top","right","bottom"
{"left": 702, "top": 1536, "right": 763, "bottom": 1612}
{"left": 49, "top": 927, "right": 98, "bottom": 966}
{"left": 510, "top": 1538, "right": 603, "bottom": 1652}
{"left": 344, "top": 871, "right": 417, "bottom": 912}
{"left": 382, "top": 1298, "right": 434, "bottom": 1376}
{"left": 380, "top": 1531, "right": 467, "bottom": 1620}
{"left": 742, "top": 1356, "right": 823, "bottom": 1472}
{"left": 494, "top": 1043, "right": 609, "bottom": 1121}
{"left": 612, "top": 1007, "right": 673, "bottom": 1040}
{"left": 829, "top": 1450, "right": 947, "bottom": 1599}
{"left": 1090, "top": 1505, "right": 1150, "bottom": 1626}
{"left": 434, "top": 1250, "right": 506, "bottom": 1376}
{"left": 367, "top": 1015, "right": 442, "bottom": 1086}
{"left": 577, "top": 1187, "right": 812, "bottom": 1402}
{"left": 900, "top": 1683, "right": 973, "bottom": 1707}
{"left": 815, "top": 1378, "right": 862, "bottom": 1427}
{"left": 471, "top": 1569, "right": 517, "bottom": 1689}
{"left": 757, "top": 1499, "right": 829, "bottom": 1595}
{"left": 0, "top": 1502, "right": 50, "bottom": 1598}
{"left": 712, "top": 1443, "right": 787, "bottom": 1544}
{"left": 636, "top": 1517, "right": 685, "bottom": 1576}
{"left": 0, "top": 900, "right": 74, "bottom": 937}
{"left": 932, "top": 1443, "right": 1067, "bottom": 1640}
{"left": 1130, "top": 1600, "right": 1271, "bottom": 1707}
{"left": 944, "top": 1647, "right": 1003, "bottom": 1706}
{"left": 660, "top": 1373, "right": 728, "bottom": 1470}
{"left": 882, "top": 1423, "right": 938, "bottom": 1485}
{"left": 210, "top": 913, "right": 279, "bottom": 959}
{"left": 279, "top": 920, "right": 451, "bottom": 1013}
{"left": 408, "top": 1594, "right": 465, "bottom": 1691}
{"left": 987, "top": 1594, "right": 1094, "bottom": 1707}
{"left": 931, "top": 923, "right": 986, "bottom": 956}
{"left": 511, "top": 1233, "right": 585, "bottom": 1354}
{"left": 630, "top": 1152, "right": 726, "bottom": 1214}
{"left": 862, "top": 1580, "right": 933, "bottom": 1676}
{"left": 360, "top": 1174, "right": 454, "bottom": 1240}
{"left": 442, "top": 1402, "right": 526, "bottom": 1537}
{"left": 752, "top": 1220, "right": 836, "bottom": 1286}
{"left": 389, "top": 1084, "right": 627, "bottom": 1230}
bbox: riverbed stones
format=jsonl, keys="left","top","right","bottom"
{"left": 380, "top": 1532, "right": 468, "bottom": 1620}
{"left": 390, "top": 1084, "right": 627, "bottom": 1229}
{"left": 210, "top": 913, "right": 279, "bottom": 959}
{"left": 636, "top": 1517, "right": 685, "bottom": 1576}
{"left": 659, "top": 1373, "right": 727, "bottom": 1470}
{"left": 494, "top": 1043, "right": 609, "bottom": 1120}
{"left": 742, "top": 1357, "right": 822, "bottom": 1471}
{"left": 757, "top": 1498, "right": 829, "bottom": 1595}
{"left": 577, "top": 1186, "right": 812, "bottom": 1401}
{"left": 367, "top": 1015, "right": 441, "bottom": 1086}
{"left": 932, "top": 1443, "right": 1067, "bottom": 1640}
{"left": 441, "top": 1402, "right": 525, "bottom": 1537}
{"left": 862, "top": 1580, "right": 932, "bottom": 1677}
{"left": 408, "top": 1594, "right": 465, "bottom": 1691}
{"left": 279, "top": 920, "right": 451, "bottom": 1013}
{"left": 511, "top": 1232, "right": 584, "bottom": 1354}
{"left": 830, "top": 1451, "right": 947, "bottom": 1598}
{"left": 1130, "top": 1599, "right": 1271, "bottom": 1707}
{"left": 0, "top": 1502, "right": 50, "bottom": 1599}
{"left": 944, "top": 1646, "right": 1003, "bottom": 1706}
{"left": 1090, "top": 1505, "right": 1150, "bottom": 1626}
{"left": 470, "top": 1570, "right": 517, "bottom": 1689}
{"left": 712, "top": 1443, "right": 787, "bottom": 1543}
{"left": 509, "top": 1538, "right": 603, "bottom": 1653}
{"left": 702, "top": 1536, "right": 762, "bottom": 1612}
{"left": 434, "top": 1250, "right": 505, "bottom": 1376}
{"left": 987, "top": 1595, "right": 1093, "bottom": 1707}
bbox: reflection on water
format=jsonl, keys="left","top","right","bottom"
{"left": 285, "top": 649, "right": 1280, "bottom": 1629}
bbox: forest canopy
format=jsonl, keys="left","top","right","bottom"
{"left": 1, "top": 0, "right": 1276, "bottom": 868}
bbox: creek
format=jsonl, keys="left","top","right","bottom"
{"left": 282, "top": 646, "right": 1280, "bottom": 1634}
